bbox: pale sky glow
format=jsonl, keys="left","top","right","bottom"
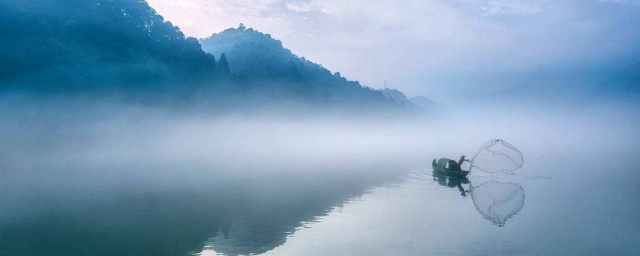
{"left": 146, "top": 0, "right": 640, "bottom": 98}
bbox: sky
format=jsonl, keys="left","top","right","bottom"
{"left": 145, "top": 0, "right": 640, "bottom": 99}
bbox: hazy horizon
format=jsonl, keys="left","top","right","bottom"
{"left": 146, "top": 0, "right": 640, "bottom": 100}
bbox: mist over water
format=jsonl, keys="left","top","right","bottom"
{"left": 1, "top": 94, "right": 639, "bottom": 255}
{"left": 3, "top": 1, "right": 639, "bottom": 254}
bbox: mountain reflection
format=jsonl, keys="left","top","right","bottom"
{"left": 0, "top": 163, "right": 404, "bottom": 256}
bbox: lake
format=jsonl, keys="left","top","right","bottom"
{"left": 1, "top": 100, "right": 639, "bottom": 256}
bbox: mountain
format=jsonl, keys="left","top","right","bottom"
{"left": 199, "top": 25, "right": 418, "bottom": 110}
{"left": 0, "top": 0, "right": 217, "bottom": 91}
{"left": 380, "top": 88, "right": 438, "bottom": 112}
{"left": 409, "top": 96, "right": 438, "bottom": 111}
{"left": 380, "top": 88, "right": 410, "bottom": 104}
{"left": 1, "top": 1, "right": 430, "bottom": 113}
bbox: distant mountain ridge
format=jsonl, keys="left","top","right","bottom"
{"left": 0, "top": 1, "right": 432, "bottom": 113}
{"left": 380, "top": 88, "right": 438, "bottom": 111}
{"left": 200, "top": 25, "right": 431, "bottom": 111}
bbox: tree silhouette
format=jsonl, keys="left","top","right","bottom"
{"left": 217, "top": 53, "right": 231, "bottom": 77}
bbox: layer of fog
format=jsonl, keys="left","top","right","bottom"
{"left": 1, "top": 93, "right": 639, "bottom": 256}
{"left": 1, "top": 93, "right": 638, "bottom": 177}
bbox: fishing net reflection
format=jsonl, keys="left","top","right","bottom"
{"left": 470, "top": 181, "right": 525, "bottom": 227}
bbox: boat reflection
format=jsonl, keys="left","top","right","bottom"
{"left": 432, "top": 174, "right": 470, "bottom": 197}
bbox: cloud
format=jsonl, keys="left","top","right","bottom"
{"left": 597, "top": 0, "right": 640, "bottom": 4}
{"left": 145, "top": 0, "right": 640, "bottom": 99}
{"left": 285, "top": 2, "right": 311, "bottom": 12}
{"left": 146, "top": 0, "right": 280, "bottom": 38}
{"left": 479, "top": 1, "right": 545, "bottom": 16}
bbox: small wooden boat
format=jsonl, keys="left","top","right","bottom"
{"left": 432, "top": 158, "right": 469, "bottom": 177}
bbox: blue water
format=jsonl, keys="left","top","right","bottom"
{"left": 1, "top": 102, "right": 639, "bottom": 256}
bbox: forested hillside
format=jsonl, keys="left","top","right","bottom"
{"left": 0, "top": 0, "right": 216, "bottom": 91}
{"left": 199, "top": 25, "right": 403, "bottom": 107}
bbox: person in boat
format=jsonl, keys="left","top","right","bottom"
{"left": 457, "top": 155, "right": 467, "bottom": 167}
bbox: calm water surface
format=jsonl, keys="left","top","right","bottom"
{"left": 1, "top": 104, "right": 639, "bottom": 256}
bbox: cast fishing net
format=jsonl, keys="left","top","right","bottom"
{"left": 470, "top": 139, "right": 524, "bottom": 173}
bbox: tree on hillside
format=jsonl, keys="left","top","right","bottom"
{"left": 217, "top": 53, "right": 231, "bottom": 77}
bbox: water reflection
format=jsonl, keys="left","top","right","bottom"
{"left": 0, "top": 164, "right": 404, "bottom": 256}
{"left": 432, "top": 174, "right": 526, "bottom": 227}
{"left": 432, "top": 174, "right": 470, "bottom": 197}
{"left": 470, "top": 181, "right": 525, "bottom": 227}
{"left": 194, "top": 169, "right": 405, "bottom": 256}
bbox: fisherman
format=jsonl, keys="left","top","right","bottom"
{"left": 457, "top": 155, "right": 466, "bottom": 167}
